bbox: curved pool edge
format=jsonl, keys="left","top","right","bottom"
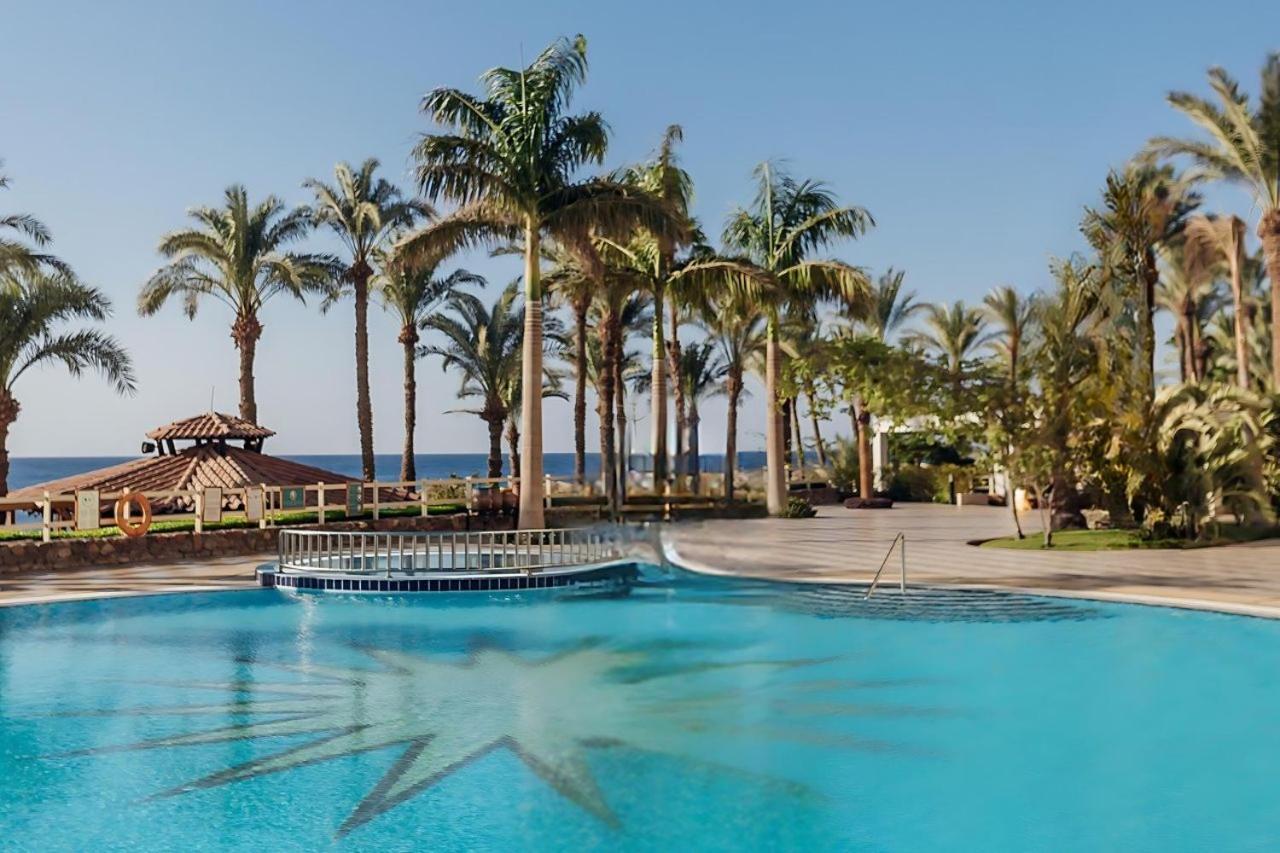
{"left": 659, "top": 538, "right": 1280, "bottom": 621}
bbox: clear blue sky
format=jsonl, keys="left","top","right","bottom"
{"left": 1, "top": 0, "right": 1275, "bottom": 457}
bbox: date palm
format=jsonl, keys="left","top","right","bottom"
{"left": 422, "top": 285, "right": 525, "bottom": 478}
{"left": 376, "top": 251, "right": 483, "bottom": 481}
{"left": 862, "top": 268, "right": 921, "bottom": 341}
{"left": 701, "top": 298, "right": 764, "bottom": 500}
{"left": 404, "top": 34, "right": 683, "bottom": 527}
{"left": 1155, "top": 246, "right": 1218, "bottom": 383}
{"left": 983, "top": 286, "right": 1037, "bottom": 389}
{"left": 306, "top": 159, "right": 429, "bottom": 480}
{"left": 676, "top": 339, "right": 728, "bottom": 490}
{"left": 721, "top": 163, "right": 873, "bottom": 514}
{"left": 139, "top": 185, "right": 337, "bottom": 423}
{"left": 1149, "top": 54, "right": 1280, "bottom": 386}
{"left": 1, "top": 165, "right": 66, "bottom": 278}
{"left": 1184, "top": 214, "right": 1250, "bottom": 388}
{"left": 1081, "top": 165, "right": 1198, "bottom": 396}
{"left": 0, "top": 269, "right": 135, "bottom": 494}
{"left": 906, "top": 300, "right": 991, "bottom": 392}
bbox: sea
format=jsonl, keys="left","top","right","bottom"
{"left": 6, "top": 452, "right": 767, "bottom": 491}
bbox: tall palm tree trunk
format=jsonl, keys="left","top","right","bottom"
{"left": 1173, "top": 319, "right": 1189, "bottom": 383}
{"left": 725, "top": 370, "right": 741, "bottom": 501}
{"left": 399, "top": 326, "right": 418, "bottom": 481}
{"left": 1259, "top": 209, "right": 1280, "bottom": 390}
{"left": 506, "top": 418, "right": 520, "bottom": 482}
{"left": 572, "top": 298, "right": 589, "bottom": 486}
{"left": 614, "top": 321, "right": 628, "bottom": 506}
{"left": 231, "top": 313, "right": 262, "bottom": 424}
{"left": 763, "top": 321, "right": 786, "bottom": 514}
{"left": 855, "top": 401, "right": 873, "bottom": 498}
{"left": 668, "top": 302, "right": 686, "bottom": 490}
{"left": 1228, "top": 230, "right": 1250, "bottom": 389}
{"left": 518, "top": 224, "right": 546, "bottom": 528}
{"left": 1142, "top": 254, "right": 1159, "bottom": 396}
{"left": 806, "top": 389, "right": 827, "bottom": 468}
{"left": 598, "top": 312, "right": 618, "bottom": 513}
{"left": 650, "top": 287, "right": 668, "bottom": 493}
{"left": 0, "top": 392, "right": 17, "bottom": 497}
{"left": 485, "top": 415, "right": 503, "bottom": 478}
{"left": 688, "top": 403, "right": 701, "bottom": 493}
{"left": 353, "top": 269, "right": 376, "bottom": 481}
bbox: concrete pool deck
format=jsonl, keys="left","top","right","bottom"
{"left": 3, "top": 505, "right": 1280, "bottom": 617}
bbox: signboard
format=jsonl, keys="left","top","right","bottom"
{"left": 346, "top": 483, "right": 364, "bottom": 517}
{"left": 282, "top": 486, "right": 305, "bottom": 510}
{"left": 245, "top": 486, "right": 264, "bottom": 523}
{"left": 75, "top": 490, "right": 100, "bottom": 531}
{"left": 201, "top": 487, "right": 223, "bottom": 524}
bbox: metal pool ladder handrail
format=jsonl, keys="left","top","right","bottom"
{"left": 864, "top": 532, "right": 906, "bottom": 599}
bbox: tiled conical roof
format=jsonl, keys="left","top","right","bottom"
{"left": 146, "top": 412, "right": 275, "bottom": 442}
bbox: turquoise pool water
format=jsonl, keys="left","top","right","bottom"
{"left": 2, "top": 570, "right": 1278, "bottom": 851}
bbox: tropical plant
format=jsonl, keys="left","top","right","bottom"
{"left": 1184, "top": 214, "right": 1250, "bottom": 388}
{"left": 701, "top": 295, "right": 765, "bottom": 500}
{"left": 1149, "top": 54, "right": 1280, "bottom": 387}
{"left": 674, "top": 339, "right": 728, "bottom": 488}
{"left": 0, "top": 269, "right": 135, "bottom": 494}
{"left": 1156, "top": 245, "right": 1219, "bottom": 383}
{"left": 861, "top": 268, "right": 921, "bottom": 341}
{"left": 982, "top": 286, "right": 1037, "bottom": 536}
{"left": 720, "top": 162, "right": 873, "bottom": 514}
{"left": 1, "top": 164, "right": 65, "bottom": 278}
{"left": 421, "top": 284, "right": 526, "bottom": 478}
{"left": 906, "top": 300, "right": 991, "bottom": 392}
{"left": 404, "top": 34, "right": 683, "bottom": 527}
{"left": 1081, "top": 164, "right": 1199, "bottom": 396}
{"left": 138, "top": 185, "right": 337, "bottom": 423}
{"left": 375, "top": 251, "right": 483, "bottom": 481}
{"left": 306, "top": 159, "right": 428, "bottom": 480}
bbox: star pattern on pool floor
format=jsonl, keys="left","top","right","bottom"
{"left": 50, "top": 641, "right": 930, "bottom": 837}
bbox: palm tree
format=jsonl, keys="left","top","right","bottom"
{"left": 1, "top": 164, "right": 65, "bottom": 278}
{"left": 1184, "top": 214, "right": 1250, "bottom": 388}
{"left": 421, "top": 285, "right": 525, "bottom": 478}
{"left": 1081, "top": 164, "right": 1198, "bottom": 396}
{"left": 404, "top": 34, "right": 682, "bottom": 528}
{"left": 0, "top": 269, "right": 135, "bottom": 494}
{"left": 139, "top": 185, "right": 337, "bottom": 423}
{"left": 1156, "top": 246, "right": 1218, "bottom": 383}
{"left": 499, "top": 356, "right": 568, "bottom": 483}
{"left": 863, "top": 268, "right": 922, "bottom": 341}
{"left": 1149, "top": 55, "right": 1280, "bottom": 387}
{"left": 908, "top": 300, "right": 991, "bottom": 390}
{"left": 676, "top": 340, "right": 728, "bottom": 491}
{"left": 375, "top": 251, "right": 483, "bottom": 481}
{"left": 305, "top": 159, "right": 428, "bottom": 481}
{"left": 983, "top": 286, "right": 1037, "bottom": 389}
{"left": 702, "top": 298, "right": 764, "bottom": 501}
{"left": 616, "top": 126, "right": 695, "bottom": 491}
{"left": 721, "top": 163, "right": 873, "bottom": 514}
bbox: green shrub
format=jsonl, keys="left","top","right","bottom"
{"left": 782, "top": 496, "right": 817, "bottom": 518}
{"left": 884, "top": 465, "right": 940, "bottom": 502}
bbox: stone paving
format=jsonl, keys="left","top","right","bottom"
{"left": 4, "top": 505, "right": 1280, "bottom": 618}
{"left": 664, "top": 504, "right": 1280, "bottom": 618}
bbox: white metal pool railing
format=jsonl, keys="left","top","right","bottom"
{"left": 277, "top": 528, "right": 624, "bottom": 577}
{"left": 864, "top": 532, "right": 906, "bottom": 599}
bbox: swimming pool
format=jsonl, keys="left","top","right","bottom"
{"left": 2, "top": 568, "right": 1277, "bottom": 851}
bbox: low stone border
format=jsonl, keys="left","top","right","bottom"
{"left": 0, "top": 513, "right": 517, "bottom": 574}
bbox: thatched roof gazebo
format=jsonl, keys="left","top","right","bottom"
{"left": 12, "top": 412, "right": 359, "bottom": 512}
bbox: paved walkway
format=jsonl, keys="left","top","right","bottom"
{"left": 0, "top": 553, "right": 267, "bottom": 607}
{"left": 664, "top": 505, "right": 1280, "bottom": 618}
{"left": 4, "top": 506, "right": 1280, "bottom": 618}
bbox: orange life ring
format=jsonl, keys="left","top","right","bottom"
{"left": 113, "top": 491, "right": 153, "bottom": 537}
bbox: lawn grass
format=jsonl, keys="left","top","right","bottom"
{"left": 980, "top": 525, "right": 1280, "bottom": 550}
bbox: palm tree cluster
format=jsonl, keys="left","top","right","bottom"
{"left": 788, "top": 53, "right": 1280, "bottom": 542}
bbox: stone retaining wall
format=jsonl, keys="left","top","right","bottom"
{"left": 0, "top": 513, "right": 515, "bottom": 574}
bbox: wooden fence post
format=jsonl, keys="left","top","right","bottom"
{"left": 371, "top": 480, "right": 380, "bottom": 521}
{"left": 420, "top": 480, "right": 429, "bottom": 517}
{"left": 42, "top": 490, "right": 52, "bottom": 543}
{"left": 316, "top": 482, "right": 325, "bottom": 525}
{"left": 193, "top": 489, "right": 204, "bottom": 534}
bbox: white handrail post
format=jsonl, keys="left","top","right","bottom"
{"left": 41, "top": 490, "right": 52, "bottom": 543}
{"left": 900, "top": 534, "right": 907, "bottom": 592}
{"left": 316, "top": 482, "right": 325, "bottom": 525}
